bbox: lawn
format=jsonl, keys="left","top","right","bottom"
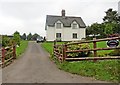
{"left": 41, "top": 41, "right": 120, "bottom": 83}
{"left": 41, "top": 42, "right": 64, "bottom": 55}
{"left": 16, "top": 40, "right": 28, "bottom": 58}
{"left": 42, "top": 41, "right": 112, "bottom": 56}
{"left": 90, "top": 41, "right": 113, "bottom": 56}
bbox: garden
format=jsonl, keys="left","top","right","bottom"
{"left": 41, "top": 40, "right": 120, "bottom": 83}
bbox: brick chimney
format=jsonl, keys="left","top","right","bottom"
{"left": 61, "top": 10, "right": 65, "bottom": 16}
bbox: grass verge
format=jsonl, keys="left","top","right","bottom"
{"left": 16, "top": 40, "right": 28, "bottom": 58}
{"left": 41, "top": 42, "right": 120, "bottom": 83}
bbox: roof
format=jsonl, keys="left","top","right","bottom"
{"left": 45, "top": 15, "right": 86, "bottom": 30}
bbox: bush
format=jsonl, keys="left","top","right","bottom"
{"left": 67, "top": 43, "right": 91, "bottom": 57}
{"left": 2, "top": 35, "right": 15, "bottom": 47}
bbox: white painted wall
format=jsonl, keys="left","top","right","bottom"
{"left": 46, "top": 20, "right": 86, "bottom": 41}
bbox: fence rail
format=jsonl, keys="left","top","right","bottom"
{"left": 53, "top": 37, "right": 120, "bottom": 62}
{"left": 0, "top": 45, "right": 16, "bottom": 68}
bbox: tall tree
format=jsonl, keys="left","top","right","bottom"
{"left": 22, "top": 33, "right": 27, "bottom": 40}
{"left": 13, "top": 31, "right": 21, "bottom": 46}
{"left": 27, "top": 33, "right": 32, "bottom": 40}
{"left": 32, "top": 33, "right": 40, "bottom": 40}
{"left": 103, "top": 8, "right": 118, "bottom": 23}
{"left": 103, "top": 8, "right": 119, "bottom": 34}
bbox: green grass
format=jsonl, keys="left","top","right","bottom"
{"left": 41, "top": 42, "right": 64, "bottom": 54}
{"left": 89, "top": 41, "right": 113, "bottom": 56}
{"left": 41, "top": 42, "right": 120, "bottom": 83}
{"left": 58, "top": 60, "right": 120, "bottom": 83}
{"left": 41, "top": 42, "right": 53, "bottom": 54}
{"left": 16, "top": 40, "right": 28, "bottom": 58}
{"left": 42, "top": 41, "right": 112, "bottom": 56}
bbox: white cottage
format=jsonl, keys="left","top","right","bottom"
{"left": 45, "top": 10, "right": 86, "bottom": 41}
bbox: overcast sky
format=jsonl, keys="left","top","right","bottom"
{"left": 0, "top": 0, "right": 119, "bottom": 36}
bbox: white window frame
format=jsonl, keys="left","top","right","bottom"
{"left": 56, "top": 23, "right": 61, "bottom": 28}
{"left": 56, "top": 33, "right": 61, "bottom": 38}
{"left": 73, "top": 33, "right": 77, "bottom": 39}
{"left": 72, "top": 23, "right": 77, "bottom": 29}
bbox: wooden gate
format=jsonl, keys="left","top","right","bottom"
{"left": 53, "top": 37, "right": 120, "bottom": 62}
{"left": 0, "top": 45, "right": 16, "bottom": 68}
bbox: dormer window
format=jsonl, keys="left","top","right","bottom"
{"left": 56, "top": 23, "right": 61, "bottom": 28}
{"left": 72, "top": 23, "right": 77, "bottom": 29}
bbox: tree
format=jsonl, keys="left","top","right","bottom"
{"left": 27, "top": 33, "right": 32, "bottom": 40}
{"left": 21, "top": 33, "right": 27, "bottom": 40}
{"left": 13, "top": 31, "right": 21, "bottom": 46}
{"left": 103, "top": 8, "right": 119, "bottom": 34}
{"left": 32, "top": 33, "right": 40, "bottom": 40}
{"left": 103, "top": 8, "right": 118, "bottom": 23}
{"left": 86, "top": 23, "right": 105, "bottom": 38}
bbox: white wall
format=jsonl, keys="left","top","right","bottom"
{"left": 46, "top": 26, "right": 55, "bottom": 41}
{"left": 46, "top": 20, "right": 86, "bottom": 41}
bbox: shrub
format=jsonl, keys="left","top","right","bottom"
{"left": 2, "top": 35, "right": 15, "bottom": 47}
{"left": 67, "top": 43, "right": 91, "bottom": 57}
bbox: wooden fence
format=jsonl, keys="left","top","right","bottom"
{"left": 0, "top": 45, "right": 16, "bottom": 68}
{"left": 53, "top": 37, "right": 120, "bottom": 62}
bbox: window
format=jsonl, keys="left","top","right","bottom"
{"left": 72, "top": 24, "right": 77, "bottom": 29}
{"left": 73, "top": 33, "right": 77, "bottom": 39}
{"left": 56, "top": 23, "right": 61, "bottom": 28}
{"left": 56, "top": 33, "right": 61, "bottom": 38}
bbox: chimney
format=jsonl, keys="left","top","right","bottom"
{"left": 61, "top": 10, "right": 65, "bottom": 16}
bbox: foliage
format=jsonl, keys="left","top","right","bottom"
{"left": 2, "top": 31, "right": 21, "bottom": 47}
{"left": 86, "top": 8, "right": 120, "bottom": 39}
{"left": 2, "top": 35, "right": 10, "bottom": 47}
{"left": 2, "top": 35, "right": 15, "bottom": 47}
{"left": 13, "top": 31, "right": 21, "bottom": 46}
{"left": 41, "top": 42, "right": 120, "bottom": 83}
{"left": 26, "top": 33, "right": 41, "bottom": 41}
{"left": 27, "top": 33, "right": 32, "bottom": 40}
{"left": 67, "top": 43, "right": 91, "bottom": 57}
{"left": 103, "top": 8, "right": 120, "bottom": 35}
{"left": 32, "top": 33, "right": 40, "bottom": 40}
{"left": 103, "top": 8, "right": 118, "bottom": 23}
{"left": 21, "top": 33, "right": 27, "bottom": 40}
{"left": 86, "top": 23, "right": 106, "bottom": 39}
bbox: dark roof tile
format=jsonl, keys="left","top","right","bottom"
{"left": 45, "top": 15, "right": 86, "bottom": 30}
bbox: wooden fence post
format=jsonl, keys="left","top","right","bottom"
{"left": 13, "top": 45, "right": 16, "bottom": 59}
{"left": 63, "top": 44, "right": 67, "bottom": 62}
{"left": 2, "top": 48, "right": 5, "bottom": 66}
{"left": 53, "top": 40, "right": 56, "bottom": 56}
{"left": 93, "top": 38, "right": 97, "bottom": 62}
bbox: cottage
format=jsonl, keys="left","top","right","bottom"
{"left": 45, "top": 10, "right": 86, "bottom": 41}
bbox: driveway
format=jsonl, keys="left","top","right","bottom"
{"left": 2, "top": 41, "right": 108, "bottom": 83}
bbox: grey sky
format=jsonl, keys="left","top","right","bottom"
{"left": 0, "top": 0, "right": 119, "bottom": 36}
